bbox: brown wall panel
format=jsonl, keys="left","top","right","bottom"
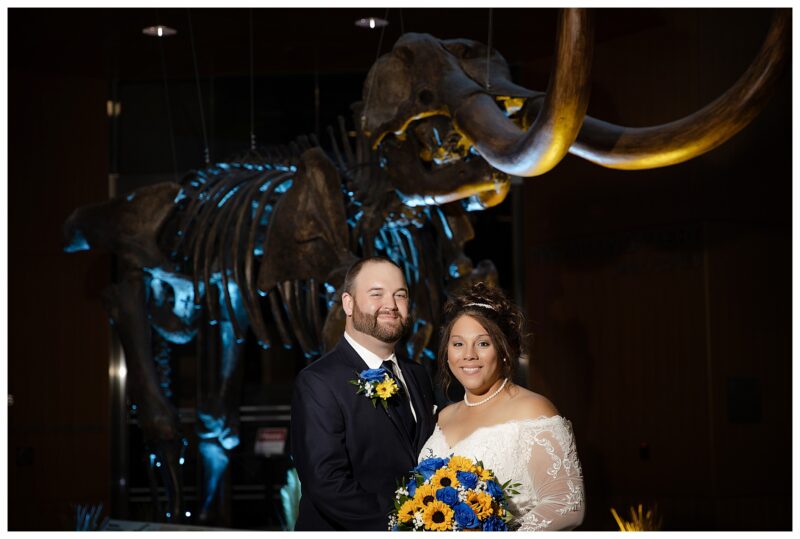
{"left": 9, "top": 72, "right": 111, "bottom": 530}
{"left": 519, "top": 10, "right": 789, "bottom": 530}
{"left": 704, "top": 223, "right": 791, "bottom": 525}
{"left": 525, "top": 227, "right": 711, "bottom": 529}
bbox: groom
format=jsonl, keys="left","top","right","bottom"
{"left": 290, "top": 256, "right": 436, "bottom": 530}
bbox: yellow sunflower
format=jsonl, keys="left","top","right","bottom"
{"left": 375, "top": 378, "right": 398, "bottom": 400}
{"left": 413, "top": 484, "right": 438, "bottom": 508}
{"left": 447, "top": 455, "right": 476, "bottom": 473}
{"left": 465, "top": 490, "right": 494, "bottom": 519}
{"left": 474, "top": 465, "right": 494, "bottom": 482}
{"left": 431, "top": 467, "right": 460, "bottom": 489}
{"left": 422, "top": 500, "right": 454, "bottom": 531}
{"left": 397, "top": 499, "right": 419, "bottom": 524}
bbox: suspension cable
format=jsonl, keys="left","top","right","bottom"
{"left": 156, "top": 9, "right": 179, "bottom": 181}
{"left": 249, "top": 8, "right": 256, "bottom": 151}
{"left": 486, "top": 8, "right": 494, "bottom": 91}
{"left": 187, "top": 9, "right": 211, "bottom": 164}
{"left": 360, "top": 7, "right": 391, "bottom": 132}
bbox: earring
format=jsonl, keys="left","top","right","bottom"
{"left": 503, "top": 357, "right": 507, "bottom": 363}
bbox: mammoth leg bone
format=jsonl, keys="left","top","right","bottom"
{"left": 196, "top": 280, "right": 249, "bottom": 523}
{"left": 102, "top": 268, "right": 183, "bottom": 521}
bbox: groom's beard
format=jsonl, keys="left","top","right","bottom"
{"left": 351, "top": 300, "right": 410, "bottom": 344}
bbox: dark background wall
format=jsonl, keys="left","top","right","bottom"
{"left": 7, "top": 8, "right": 791, "bottom": 530}
{"left": 520, "top": 9, "right": 791, "bottom": 530}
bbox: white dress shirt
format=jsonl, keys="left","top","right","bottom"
{"left": 344, "top": 331, "right": 418, "bottom": 421}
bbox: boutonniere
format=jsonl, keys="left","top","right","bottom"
{"left": 349, "top": 368, "right": 399, "bottom": 409}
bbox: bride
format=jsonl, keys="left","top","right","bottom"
{"left": 419, "top": 282, "right": 585, "bottom": 531}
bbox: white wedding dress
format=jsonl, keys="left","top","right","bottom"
{"left": 418, "top": 415, "right": 585, "bottom": 531}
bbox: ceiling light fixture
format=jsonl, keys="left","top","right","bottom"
{"left": 355, "top": 17, "right": 388, "bottom": 30}
{"left": 142, "top": 25, "right": 177, "bottom": 38}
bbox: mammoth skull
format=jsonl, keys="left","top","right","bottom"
{"left": 361, "top": 9, "right": 789, "bottom": 204}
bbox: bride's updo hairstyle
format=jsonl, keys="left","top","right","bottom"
{"left": 438, "top": 281, "right": 526, "bottom": 396}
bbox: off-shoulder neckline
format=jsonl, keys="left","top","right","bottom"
{"left": 436, "top": 415, "right": 568, "bottom": 451}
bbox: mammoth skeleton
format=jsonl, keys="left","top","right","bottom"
{"left": 63, "top": 8, "right": 788, "bottom": 526}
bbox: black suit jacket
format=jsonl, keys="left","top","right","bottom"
{"left": 290, "top": 337, "right": 436, "bottom": 531}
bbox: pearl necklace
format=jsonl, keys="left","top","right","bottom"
{"left": 464, "top": 378, "right": 509, "bottom": 407}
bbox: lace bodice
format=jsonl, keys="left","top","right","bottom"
{"left": 418, "top": 416, "right": 585, "bottom": 531}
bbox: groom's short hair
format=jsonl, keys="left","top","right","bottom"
{"left": 342, "top": 256, "right": 404, "bottom": 295}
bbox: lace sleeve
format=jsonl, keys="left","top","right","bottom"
{"left": 516, "top": 418, "right": 585, "bottom": 531}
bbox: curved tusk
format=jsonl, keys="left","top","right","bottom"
{"left": 570, "top": 9, "right": 790, "bottom": 170}
{"left": 452, "top": 8, "right": 593, "bottom": 177}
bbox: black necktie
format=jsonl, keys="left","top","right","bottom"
{"left": 382, "top": 360, "right": 416, "bottom": 440}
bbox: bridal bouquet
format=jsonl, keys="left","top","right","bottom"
{"left": 388, "top": 455, "right": 519, "bottom": 531}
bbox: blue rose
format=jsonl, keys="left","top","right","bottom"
{"left": 435, "top": 486, "right": 459, "bottom": 507}
{"left": 486, "top": 479, "right": 504, "bottom": 500}
{"left": 456, "top": 471, "right": 478, "bottom": 490}
{"left": 406, "top": 477, "right": 417, "bottom": 498}
{"left": 414, "top": 457, "right": 448, "bottom": 480}
{"left": 482, "top": 516, "right": 508, "bottom": 531}
{"left": 452, "top": 502, "right": 480, "bottom": 529}
{"left": 359, "top": 368, "right": 387, "bottom": 382}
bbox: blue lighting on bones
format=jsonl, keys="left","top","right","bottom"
{"left": 143, "top": 268, "right": 201, "bottom": 344}
{"left": 216, "top": 185, "right": 241, "bottom": 208}
{"left": 432, "top": 127, "right": 442, "bottom": 146}
{"left": 144, "top": 268, "right": 201, "bottom": 321}
{"left": 275, "top": 178, "right": 294, "bottom": 192}
{"left": 251, "top": 200, "right": 275, "bottom": 227}
{"left": 64, "top": 230, "right": 90, "bottom": 252}
{"left": 394, "top": 190, "right": 441, "bottom": 208}
{"left": 154, "top": 342, "right": 173, "bottom": 399}
{"left": 405, "top": 319, "right": 436, "bottom": 360}
{"left": 347, "top": 210, "right": 364, "bottom": 229}
{"left": 173, "top": 188, "right": 188, "bottom": 204}
{"left": 179, "top": 437, "right": 188, "bottom": 465}
{"left": 197, "top": 412, "right": 240, "bottom": 450}
{"left": 323, "top": 282, "right": 337, "bottom": 309}
{"left": 198, "top": 441, "right": 230, "bottom": 513}
{"left": 434, "top": 207, "right": 454, "bottom": 239}
{"left": 396, "top": 227, "right": 420, "bottom": 284}
{"left": 206, "top": 272, "right": 248, "bottom": 340}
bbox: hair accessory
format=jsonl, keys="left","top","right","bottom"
{"left": 464, "top": 378, "right": 509, "bottom": 407}
{"left": 464, "top": 302, "right": 497, "bottom": 311}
